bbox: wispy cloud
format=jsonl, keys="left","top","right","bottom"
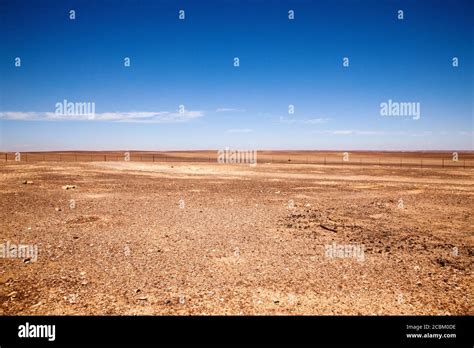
{"left": 313, "top": 130, "right": 389, "bottom": 135}
{"left": 312, "top": 130, "right": 441, "bottom": 137}
{"left": 226, "top": 128, "right": 253, "bottom": 133}
{"left": 459, "top": 131, "right": 474, "bottom": 136}
{"left": 216, "top": 108, "right": 246, "bottom": 113}
{"left": 0, "top": 110, "right": 204, "bottom": 123}
{"left": 278, "top": 116, "right": 330, "bottom": 124}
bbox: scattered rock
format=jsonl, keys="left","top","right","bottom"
{"left": 22, "top": 180, "right": 33, "bottom": 185}
{"left": 62, "top": 185, "right": 76, "bottom": 190}
{"left": 30, "top": 301, "right": 42, "bottom": 308}
{"left": 55, "top": 207, "right": 62, "bottom": 212}
{"left": 66, "top": 294, "right": 78, "bottom": 304}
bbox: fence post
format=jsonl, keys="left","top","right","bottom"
{"left": 104, "top": 155, "right": 106, "bottom": 161}
{"left": 5, "top": 153, "right": 7, "bottom": 162}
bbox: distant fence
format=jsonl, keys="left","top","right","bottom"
{"left": 1, "top": 152, "right": 473, "bottom": 169}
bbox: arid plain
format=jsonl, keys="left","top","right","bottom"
{"left": 0, "top": 151, "right": 473, "bottom": 315}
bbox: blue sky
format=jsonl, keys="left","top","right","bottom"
{"left": 0, "top": 0, "right": 472, "bottom": 151}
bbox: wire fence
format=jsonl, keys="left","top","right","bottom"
{"left": 1, "top": 152, "right": 473, "bottom": 169}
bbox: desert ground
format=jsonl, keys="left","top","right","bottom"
{"left": 0, "top": 151, "right": 473, "bottom": 315}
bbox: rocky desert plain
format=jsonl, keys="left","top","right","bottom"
{"left": 0, "top": 151, "right": 473, "bottom": 315}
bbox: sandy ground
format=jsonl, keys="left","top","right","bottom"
{"left": 0, "top": 159, "right": 473, "bottom": 315}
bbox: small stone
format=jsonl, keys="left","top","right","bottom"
{"left": 55, "top": 207, "right": 62, "bottom": 212}
{"left": 67, "top": 294, "right": 78, "bottom": 303}
{"left": 62, "top": 185, "right": 76, "bottom": 190}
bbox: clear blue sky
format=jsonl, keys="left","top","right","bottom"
{"left": 0, "top": 0, "right": 472, "bottom": 151}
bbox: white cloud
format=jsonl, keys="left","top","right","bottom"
{"left": 333, "top": 130, "right": 355, "bottom": 135}
{"left": 311, "top": 130, "right": 441, "bottom": 137}
{"left": 216, "top": 108, "right": 246, "bottom": 113}
{"left": 458, "top": 131, "right": 474, "bottom": 136}
{"left": 227, "top": 128, "right": 253, "bottom": 133}
{"left": 313, "top": 130, "right": 390, "bottom": 135}
{"left": 279, "top": 116, "right": 330, "bottom": 124}
{"left": 303, "top": 118, "right": 331, "bottom": 124}
{"left": 0, "top": 110, "right": 204, "bottom": 123}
